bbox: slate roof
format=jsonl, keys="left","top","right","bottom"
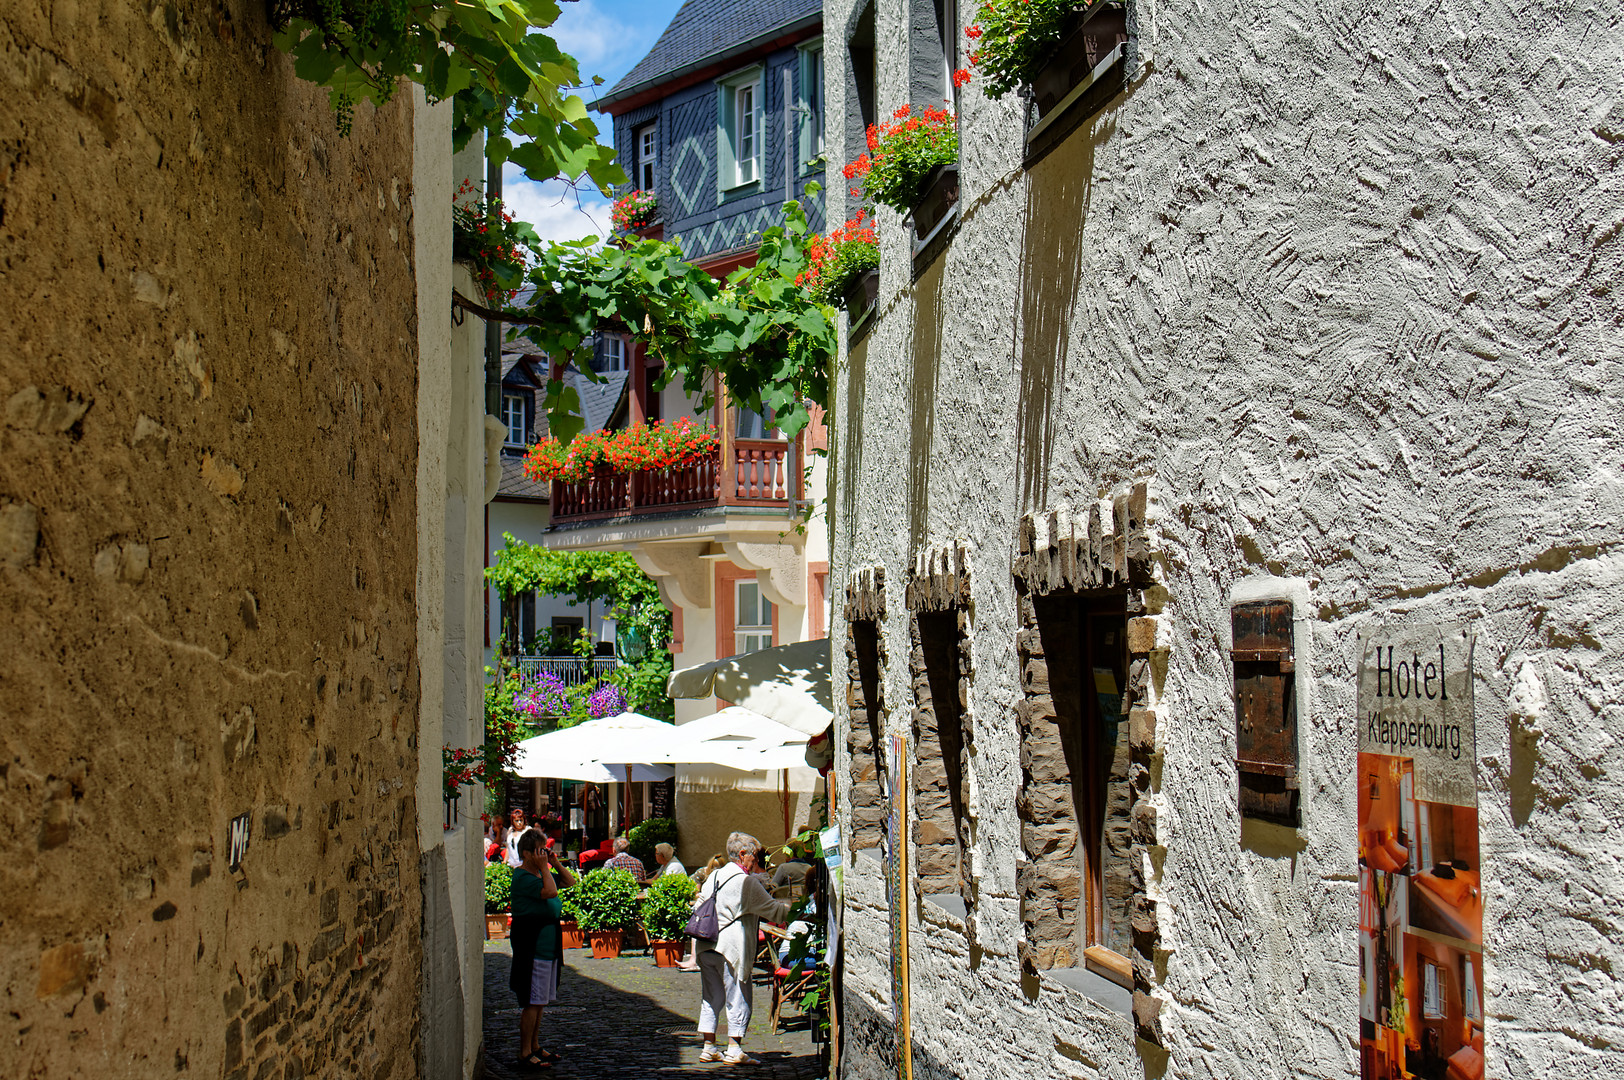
{"left": 599, "top": 0, "right": 822, "bottom": 108}
{"left": 497, "top": 456, "right": 549, "bottom": 501}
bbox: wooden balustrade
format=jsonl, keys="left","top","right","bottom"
{"left": 551, "top": 439, "right": 802, "bottom": 524}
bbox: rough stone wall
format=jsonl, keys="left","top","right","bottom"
{"left": 828, "top": 0, "right": 1624, "bottom": 1077}
{"left": 844, "top": 567, "right": 887, "bottom": 851}
{"left": 0, "top": 4, "right": 425, "bottom": 1078}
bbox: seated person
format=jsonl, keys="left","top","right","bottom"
{"left": 641, "top": 842, "right": 687, "bottom": 884}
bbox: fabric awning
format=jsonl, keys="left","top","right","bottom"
{"left": 667, "top": 638, "right": 833, "bottom": 736}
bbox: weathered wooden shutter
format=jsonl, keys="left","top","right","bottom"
{"left": 1231, "top": 599, "right": 1300, "bottom": 826}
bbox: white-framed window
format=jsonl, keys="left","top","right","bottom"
{"left": 1462, "top": 956, "right": 1481, "bottom": 1021}
{"left": 1422, "top": 959, "right": 1444, "bottom": 1019}
{"left": 734, "top": 580, "right": 773, "bottom": 654}
{"left": 592, "top": 334, "right": 627, "bottom": 373}
{"left": 502, "top": 392, "right": 527, "bottom": 446}
{"left": 734, "top": 406, "right": 777, "bottom": 440}
{"left": 717, "top": 66, "right": 764, "bottom": 192}
{"left": 735, "top": 83, "right": 758, "bottom": 183}
{"left": 637, "top": 123, "right": 657, "bottom": 192}
{"left": 799, "top": 40, "right": 826, "bottom": 165}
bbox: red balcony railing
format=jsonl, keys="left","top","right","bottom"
{"left": 551, "top": 439, "right": 801, "bottom": 524}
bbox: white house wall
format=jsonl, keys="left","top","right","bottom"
{"left": 826, "top": 1, "right": 1624, "bottom": 1079}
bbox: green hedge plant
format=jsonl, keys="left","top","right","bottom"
{"left": 572, "top": 868, "right": 640, "bottom": 933}
{"left": 484, "top": 861, "right": 513, "bottom": 914}
{"left": 640, "top": 873, "right": 697, "bottom": 942}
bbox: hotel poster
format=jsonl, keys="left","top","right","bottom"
{"left": 1357, "top": 625, "right": 1483, "bottom": 1080}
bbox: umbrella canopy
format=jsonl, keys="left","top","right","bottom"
{"left": 644, "top": 706, "right": 810, "bottom": 771}
{"left": 510, "top": 711, "right": 683, "bottom": 782}
{"left": 667, "top": 639, "right": 833, "bottom": 735}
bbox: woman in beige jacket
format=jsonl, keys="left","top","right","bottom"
{"left": 694, "top": 831, "right": 792, "bottom": 1065}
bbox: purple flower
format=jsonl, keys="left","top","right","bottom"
{"left": 515, "top": 672, "right": 569, "bottom": 718}
{"left": 586, "top": 684, "right": 627, "bottom": 719}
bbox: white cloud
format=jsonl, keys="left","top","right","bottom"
{"left": 503, "top": 168, "right": 612, "bottom": 246}
{"left": 548, "top": 0, "right": 684, "bottom": 86}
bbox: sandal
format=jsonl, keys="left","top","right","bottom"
{"left": 722, "top": 1050, "right": 760, "bottom": 1065}
{"left": 535, "top": 1048, "right": 562, "bottom": 1063}
{"left": 515, "top": 1052, "right": 553, "bottom": 1071}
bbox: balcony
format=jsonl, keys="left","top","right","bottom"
{"left": 551, "top": 439, "right": 802, "bottom": 525}
{"left": 513, "top": 654, "right": 620, "bottom": 687}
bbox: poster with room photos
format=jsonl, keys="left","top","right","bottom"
{"left": 1356, "top": 624, "right": 1483, "bottom": 1080}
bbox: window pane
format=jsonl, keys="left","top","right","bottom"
{"left": 504, "top": 394, "right": 525, "bottom": 444}
{"left": 737, "top": 84, "right": 756, "bottom": 181}
{"left": 1089, "top": 613, "right": 1133, "bottom": 958}
{"left": 737, "top": 582, "right": 760, "bottom": 626}
{"left": 759, "top": 594, "right": 774, "bottom": 627}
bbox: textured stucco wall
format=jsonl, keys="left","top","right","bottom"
{"left": 0, "top": 3, "right": 429, "bottom": 1077}
{"left": 827, "top": 0, "right": 1624, "bottom": 1078}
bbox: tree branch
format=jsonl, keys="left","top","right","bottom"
{"left": 451, "top": 289, "right": 556, "bottom": 327}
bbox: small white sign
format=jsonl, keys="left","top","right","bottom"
{"left": 227, "top": 812, "right": 251, "bottom": 869}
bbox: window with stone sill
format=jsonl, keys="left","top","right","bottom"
{"left": 734, "top": 579, "right": 774, "bottom": 654}
{"left": 911, "top": 607, "right": 971, "bottom": 914}
{"left": 847, "top": 616, "right": 885, "bottom": 852}
{"left": 1026, "top": 589, "right": 1133, "bottom": 982}
{"left": 502, "top": 392, "right": 528, "bottom": 446}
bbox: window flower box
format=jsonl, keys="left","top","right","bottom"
{"left": 905, "top": 164, "right": 960, "bottom": 258}
{"left": 1025, "top": 3, "right": 1129, "bottom": 150}
{"left": 843, "top": 268, "right": 880, "bottom": 331}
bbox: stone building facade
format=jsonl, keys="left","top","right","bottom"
{"left": 2, "top": 4, "right": 486, "bottom": 1077}
{"left": 825, "top": 1, "right": 1624, "bottom": 1078}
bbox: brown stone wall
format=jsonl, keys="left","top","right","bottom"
{"left": 0, "top": 4, "right": 423, "bottom": 1078}
{"left": 1012, "top": 486, "right": 1169, "bottom": 1046}
{"left": 904, "top": 546, "right": 973, "bottom": 905}
{"left": 844, "top": 567, "right": 886, "bottom": 850}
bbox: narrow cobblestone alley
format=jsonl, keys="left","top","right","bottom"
{"left": 482, "top": 940, "right": 825, "bottom": 1079}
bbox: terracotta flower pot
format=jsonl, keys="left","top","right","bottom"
{"left": 588, "top": 929, "right": 624, "bottom": 960}
{"left": 650, "top": 940, "right": 684, "bottom": 968}
{"left": 561, "top": 920, "right": 584, "bottom": 950}
{"left": 485, "top": 913, "right": 508, "bottom": 940}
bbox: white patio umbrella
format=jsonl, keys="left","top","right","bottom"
{"left": 643, "top": 706, "right": 811, "bottom": 771}
{"left": 510, "top": 712, "right": 681, "bottom": 825}
{"left": 667, "top": 639, "right": 833, "bottom": 736}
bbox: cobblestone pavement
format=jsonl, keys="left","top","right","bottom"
{"left": 482, "top": 938, "right": 826, "bottom": 1079}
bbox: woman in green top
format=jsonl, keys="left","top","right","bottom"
{"left": 510, "top": 829, "right": 574, "bottom": 1070}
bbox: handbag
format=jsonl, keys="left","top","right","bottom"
{"left": 684, "top": 866, "right": 740, "bottom": 942}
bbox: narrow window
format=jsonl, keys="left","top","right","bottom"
{"left": 502, "top": 393, "right": 527, "bottom": 446}
{"left": 1031, "top": 590, "right": 1134, "bottom": 977}
{"left": 734, "top": 405, "right": 776, "bottom": 440}
{"left": 848, "top": 2, "right": 876, "bottom": 158}
{"left": 913, "top": 609, "right": 970, "bottom": 905}
{"left": 1462, "top": 957, "right": 1480, "bottom": 1021}
{"left": 801, "top": 43, "right": 826, "bottom": 159}
{"left": 502, "top": 590, "right": 537, "bottom": 653}
{"left": 637, "top": 123, "right": 658, "bottom": 192}
{"left": 735, "top": 580, "right": 773, "bottom": 653}
{"left": 848, "top": 617, "right": 885, "bottom": 851}
{"left": 1422, "top": 960, "right": 1443, "bottom": 1018}
{"left": 591, "top": 334, "right": 627, "bottom": 373}
{"left": 735, "top": 83, "right": 758, "bottom": 184}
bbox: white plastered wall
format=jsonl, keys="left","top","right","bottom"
{"left": 827, "top": 0, "right": 1624, "bottom": 1078}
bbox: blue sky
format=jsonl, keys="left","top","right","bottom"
{"left": 503, "top": 0, "right": 688, "bottom": 244}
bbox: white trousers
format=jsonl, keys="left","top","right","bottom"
{"left": 697, "top": 950, "right": 752, "bottom": 1038}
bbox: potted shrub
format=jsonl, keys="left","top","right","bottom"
{"left": 964, "top": 1, "right": 1128, "bottom": 129}
{"left": 842, "top": 104, "right": 960, "bottom": 251}
{"left": 625, "top": 816, "right": 680, "bottom": 869}
{"left": 797, "top": 209, "right": 880, "bottom": 327}
{"left": 641, "top": 874, "right": 698, "bottom": 968}
{"left": 484, "top": 862, "right": 513, "bottom": 940}
{"left": 558, "top": 881, "right": 584, "bottom": 950}
{"left": 574, "top": 867, "right": 640, "bottom": 959}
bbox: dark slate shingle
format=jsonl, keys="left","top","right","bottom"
{"left": 600, "top": 0, "right": 822, "bottom": 106}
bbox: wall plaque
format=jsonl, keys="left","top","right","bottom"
{"left": 1356, "top": 625, "right": 1482, "bottom": 1080}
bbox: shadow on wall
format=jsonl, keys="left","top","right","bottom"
{"left": 839, "top": 991, "right": 967, "bottom": 1080}
{"left": 841, "top": 336, "right": 870, "bottom": 529}
{"left": 909, "top": 259, "right": 947, "bottom": 550}
{"left": 1015, "top": 117, "right": 1108, "bottom": 512}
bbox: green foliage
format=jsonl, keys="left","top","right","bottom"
{"left": 484, "top": 861, "right": 513, "bottom": 914}
{"left": 608, "top": 652, "right": 674, "bottom": 722}
{"left": 625, "top": 817, "right": 678, "bottom": 869}
{"left": 964, "top": 0, "right": 1076, "bottom": 101}
{"left": 640, "top": 873, "right": 697, "bottom": 942}
{"left": 572, "top": 867, "right": 641, "bottom": 932}
{"left": 558, "top": 880, "right": 582, "bottom": 923}
{"left": 271, "top": 0, "right": 622, "bottom": 193}
{"left": 510, "top": 198, "right": 835, "bottom": 442}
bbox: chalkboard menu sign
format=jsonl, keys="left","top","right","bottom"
{"left": 650, "top": 777, "right": 674, "bottom": 819}
{"left": 504, "top": 776, "right": 534, "bottom": 819}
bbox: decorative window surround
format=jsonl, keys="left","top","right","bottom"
{"left": 844, "top": 567, "right": 888, "bottom": 854}
{"left": 906, "top": 545, "right": 975, "bottom": 914}
{"left": 1013, "top": 481, "right": 1170, "bottom": 1048}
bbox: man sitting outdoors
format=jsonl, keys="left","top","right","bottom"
{"left": 641, "top": 842, "right": 686, "bottom": 885}
{"left": 602, "top": 836, "right": 646, "bottom": 880}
